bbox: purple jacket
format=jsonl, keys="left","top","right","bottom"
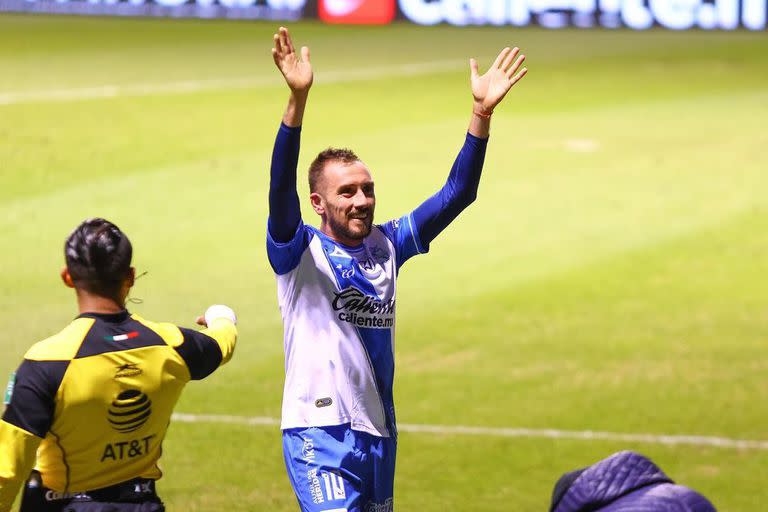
{"left": 550, "top": 451, "right": 717, "bottom": 512}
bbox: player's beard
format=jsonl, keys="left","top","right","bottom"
{"left": 328, "top": 208, "right": 373, "bottom": 242}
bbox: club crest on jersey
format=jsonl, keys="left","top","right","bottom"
{"left": 332, "top": 287, "right": 395, "bottom": 329}
{"left": 370, "top": 245, "right": 390, "bottom": 264}
{"left": 358, "top": 246, "right": 391, "bottom": 272}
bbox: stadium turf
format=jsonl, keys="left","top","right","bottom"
{"left": 1, "top": 14, "right": 766, "bottom": 510}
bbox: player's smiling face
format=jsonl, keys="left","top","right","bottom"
{"left": 311, "top": 160, "right": 376, "bottom": 246}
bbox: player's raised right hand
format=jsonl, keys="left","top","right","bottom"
{"left": 272, "top": 27, "right": 313, "bottom": 94}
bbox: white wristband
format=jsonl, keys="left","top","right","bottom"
{"left": 204, "top": 304, "right": 237, "bottom": 326}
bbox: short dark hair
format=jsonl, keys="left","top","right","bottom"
{"left": 308, "top": 147, "right": 361, "bottom": 193}
{"left": 65, "top": 218, "right": 132, "bottom": 298}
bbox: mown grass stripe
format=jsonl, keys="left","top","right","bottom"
{"left": 171, "top": 413, "right": 768, "bottom": 450}
{"left": 0, "top": 58, "right": 471, "bottom": 106}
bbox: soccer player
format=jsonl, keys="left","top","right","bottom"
{"left": 267, "top": 27, "right": 526, "bottom": 512}
{"left": 0, "top": 218, "right": 238, "bottom": 512}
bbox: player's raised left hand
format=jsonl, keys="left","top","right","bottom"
{"left": 272, "top": 26, "right": 313, "bottom": 94}
{"left": 470, "top": 47, "right": 527, "bottom": 115}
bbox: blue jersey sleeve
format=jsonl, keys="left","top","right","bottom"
{"left": 379, "top": 213, "right": 426, "bottom": 270}
{"left": 410, "top": 132, "right": 488, "bottom": 250}
{"left": 267, "top": 121, "right": 311, "bottom": 275}
{"left": 267, "top": 221, "right": 313, "bottom": 275}
{"left": 268, "top": 122, "right": 303, "bottom": 243}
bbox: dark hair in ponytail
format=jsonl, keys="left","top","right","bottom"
{"left": 65, "top": 218, "right": 132, "bottom": 298}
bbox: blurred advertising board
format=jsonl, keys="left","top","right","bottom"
{"left": 319, "top": 0, "right": 396, "bottom": 23}
{"left": 397, "top": 0, "right": 766, "bottom": 29}
{"left": 0, "top": 0, "right": 308, "bottom": 20}
{"left": 0, "top": 0, "right": 765, "bottom": 30}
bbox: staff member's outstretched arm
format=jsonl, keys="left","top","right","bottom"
{"left": 410, "top": 47, "right": 528, "bottom": 250}
{"left": 268, "top": 27, "right": 313, "bottom": 245}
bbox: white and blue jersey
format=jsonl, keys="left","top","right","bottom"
{"left": 267, "top": 122, "right": 488, "bottom": 511}
{"left": 268, "top": 214, "right": 424, "bottom": 437}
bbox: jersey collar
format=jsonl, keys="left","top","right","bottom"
{"left": 77, "top": 310, "right": 131, "bottom": 323}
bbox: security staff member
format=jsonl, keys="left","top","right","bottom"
{"left": 0, "top": 218, "right": 238, "bottom": 512}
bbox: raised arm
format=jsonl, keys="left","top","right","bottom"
{"left": 412, "top": 47, "right": 527, "bottom": 248}
{"left": 272, "top": 26, "right": 312, "bottom": 128}
{"left": 268, "top": 27, "right": 313, "bottom": 243}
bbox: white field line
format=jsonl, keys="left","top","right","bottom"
{"left": 0, "top": 58, "right": 468, "bottom": 106}
{"left": 171, "top": 413, "right": 768, "bottom": 451}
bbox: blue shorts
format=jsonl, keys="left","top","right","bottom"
{"left": 282, "top": 424, "right": 396, "bottom": 512}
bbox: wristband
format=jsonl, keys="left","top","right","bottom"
{"left": 205, "top": 304, "right": 237, "bottom": 326}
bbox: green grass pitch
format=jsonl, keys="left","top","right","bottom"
{"left": 1, "top": 13, "right": 767, "bottom": 511}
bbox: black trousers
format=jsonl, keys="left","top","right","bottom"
{"left": 20, "top": 472, "right": 165, "bottom": 512}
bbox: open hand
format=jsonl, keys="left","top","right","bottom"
{"left": 272, "top": 26, "right": 312, "bottom": 94}
{"left": 470, "top": 47, "right": 527, "bottom": 115}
